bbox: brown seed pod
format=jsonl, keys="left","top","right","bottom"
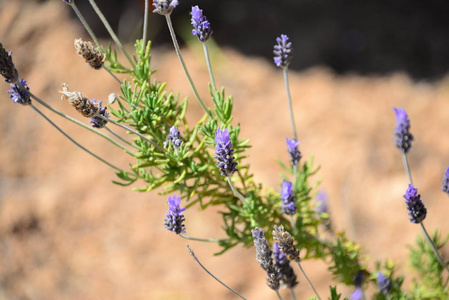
{"left": 74, "top": 39, "right": 105, "bottom": 70}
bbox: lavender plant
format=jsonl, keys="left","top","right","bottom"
{"left": 1, "top": 1, "right": 449, "bottom": 299}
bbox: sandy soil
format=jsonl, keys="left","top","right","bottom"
{"left": 1, "top": 1, "right": 449, "bottom": 299}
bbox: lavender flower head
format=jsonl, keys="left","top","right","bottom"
{"left": 8, "top": 79, "right": 31, "bottom": 106}
{"left": 351, "top": 288, "right": 364, "bottom": 300}
{"left": 89, "top": 100, "right": 109, "bottom": 129}
{"left": 163, "top": 195, "right": 186, "bottom": 234}
{"left": 152, "top": 0, "right": 178, "bottom": 15}
{"left": 393, "top": 107, "right": 413, "bottom": 153}
{"left": 376, "top": 272, "right": 391, "bottom": 294}
{"left": 442, "top": 166, "right": 449, "bottom": 195}
{"left": 191, "top": 6, "right": 213, "bottom": 42}
{"left": 286, "top": 138, "right": 301, "bottom": 166}
{"left": 165, "top": 126, "right": 182, "bottom": 148}
{"left": 280, "top": 180, "right": 296, "bottom": 215}
{"left": 273, "top": 34, "right": 293, "bottom": 68}
{"left": 214, "top": 127, "right": 237, "bottom": 177}
{"left": 0, "top": 43, "right": 18, "bottom": 83}
{"left": 273, "top": 243, "right": 298, "bottom": 288}
{"left": 403, "top": 184, "right": 427, "bottom": 224}
{"left": 252, "top": 227, "right": 280, "bottom": 290}
{"left": 315, "top": 190, "right": 331, "bottom": 230}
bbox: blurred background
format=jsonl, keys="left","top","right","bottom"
{"left": 1, "top": 0, "right": 449, "bottom": 299}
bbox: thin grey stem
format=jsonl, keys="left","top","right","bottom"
{"left": 99, "top": 115, "right": 164, "bottom": 151}
{"left": 29, "top": 92, "right": 133, "bottom": 154}
{"left": 142, "top": 0, "right": 149, "bottom": 52}
{"left": 202, "top": 42, "right": 217, "bottom": 95}
{"left": 290, "top": 215, "right": 296, "bottom": 234}
{"left": 187, "top": 246, "right": 247, "bottom": 300}
{"left": 103, "top": 66, "right": 122, "bottom": 84}
{"left": 30, "top": 104, "right": 121, "bottom": 171}
{"left": 296, "top": 261, "right": 322, "bottom": 300}
{"left": 289, "top": 288, "right": 297, "bottom": 300}
{"left": 282, "top": 67, "right": 297, "bottom": 141}
{"left": 402, "top": 152, "right": 413, "bottom": 185}
{"left": 164, "top": 14, "right": 213, "bottom": 118}
{"left": 275, "top": 290, "right": 283, "bottom": 300}
{"left": 227, "top": 176, "right": 247, "bottom": 204}
{"left": 88, "top": 0, "right": 135, "bottom": 67}
{"left": 420, "top": 222, "right": 449, "bottom": 274}
{"left": 71, "top": 3, "right": 101, "bottom": 47}
{"left": 179, "top": 234, "right": 223, "bottom": 243}
{"left": 104, "top": 126, "right": 137, "bottom": 149}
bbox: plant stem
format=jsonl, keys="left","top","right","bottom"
{"left": 88, "top": 0, "right": 135, "bottom": 67}
{"left": 296, "top": 261, "right": 322, "bottom": 300}
{"left": 275, "top": 290, "right": 283, "bottom": 300}
{"left": 202, "top": 42, "right": 217, "bottom": 95}
{"left": 29, "top": 92, "right": 134, "bottom": 154}
{"left": 289, "top": 288, "right": 297, "bottom": 300}
{"left": 282, "top": 67, "right": 297, "bottom": 141}
{"left": 164, "top": 14, "right": 213, "bottom": 118}
{"left": 71, "top": 3, "right": 101, "bottom": 47}
{"left": 142, "top": 0, "right": 149, "bottom": 53}
{"left": 402, "top": 152, "right": 413, "bottom": 185}
{"left": 103, "top": 66, "right": 123, "bottom": 84}
{"left": 105, "top": 126, "right": 137, "bottom": 149}
{"left": 30, "top": 104, "right": 121, "bottom": 171}
{"left": 187, "top": 246, "right": 247, "bottom": 300}
{"left": 419, "top": 222, "right": 449, "bottom": 274}
{"left": 227, "top": 176, "right": 247, "bottom": 204}
{"left": 179, "top": 234, "right": 223, "bottom": 243}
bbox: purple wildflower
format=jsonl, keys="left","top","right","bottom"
{"left": 273, "top": 34, "right": 293, "bottom": 68}
{"left": 315, "top": 190, "right": 331, "bottom": 230}
{"left": 376, "top": 272, "right": 391, "bottom": 295}
{"left": 252, "top": 228, "right": 280, "bottom": 290}
{"left": 152, "top": 0, "right": 178, "bottom": 15}
{"left": 280, "top": 180, "right": 296, "bottom": 215}
{"left": 89, "top": 99, "right": 109, "bottom": 129}
{"left": 214, "top": 127, "right": 237, "bottom": 177}
{"left": 403, "top": 184, "right": 427, "bottom": 224}
{"left": 191, "top": 6, "right": 213, "bottom": 42}
{"left": 165, "top": 126, "right": 182, "bottom": 148}
{"left": 351, "top": 288, "right": 364, "bottom": 300}
{"left": 286, "top": 138, "right": 301, "bottom": 166}
{"left": 163, "top": 195, "right": 186, "bottom": 234}
{"left": 273, "top": 243, "right": 298, "bottom": 288}
{"left": 8, "top": 78, "right": 31, "bottom": 105}
{"left": 442, "top": 166, "right": 449, "bottom": 195}
{"left": 0, "top": 43, "right": 18, "bottom": 83}
{"left": 393, "top": 107, "right": 413, "bottom": 153}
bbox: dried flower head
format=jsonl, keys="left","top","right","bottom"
{"left": 59, "top": 83, "right": 99, "bottom": 118}
{"left": 0, "top": 43, "right": 18, "bottom": 83}
{"left": 191, "top": 6, "right": 213, "bottom": 42}
{"left": 8, "top": 79, "right": 31, "bottom": 105}
{"left": 403, "top": 184, "right": 427, "bottom": 224}
{"left": 280, "top": 180, "right": 296, "bottom": 215}
{"left": 89, "top": 100, "right": 109, "bottom": 129}
{"left": 152, "top": 0, "right": 178, "bottom": 15}
{"left": 376, "top": 272, "right": 391, "bottom": 295}
{"left": 74, "top": 39, "right": 105, "bottom": 70}
{"left": 272, "top": 225, "right": 300, "bottom": 262}
{"left": 273, "top": 34, "right": 293, "bottom": 68}
{"left": 252, "top": 228, "right": 280, "bottom": 290}
{"left": 286, "top": 138, "right": 301, "bottom": 166}
{"left": 214, "top": 127, "right": 238, "bottom": 177}
{"left": 163, "top": 195, "right": 186, "bottom": 234}
{"left": 442, "top": 166, "right": 449, "bottom": 195}
{"left": 393, "top": 107, "right": 413, "bottom": 153}
{"left": 273, "top": 243, "right": 298, "bottom": 289}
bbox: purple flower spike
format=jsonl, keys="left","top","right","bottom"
{"left": 191, "top": 6, "right": 213, "bottom": 42}
{"left": 351, "top": 288, "right": 364, "bottom": 300}
{"left": 273, "top": 34, "right": 293, "bottom": 68}
{"left": 403, "top": 184, "right": 427, "bottom": 224}
{"left": 89, "top": 99, "right": 109, "bottom": 129}
{"left": 376, "top": 272, "right": 391, "bottom": 295}
{"left": 393, "top": 107, "right": 413, "bottom": 153}
{"left": 315, "top": 190, "right": 331, "bottom": 230}
{"left": 163, "top": 195, "right": 186, "bottom": 234}
{"left": 252, "top": 228, "right": 280, "bottom": 290}
{"left": 273, "top": 243, "right": 298, "bottom": 288}
{"left": 152, "top": 0, "right": 178, "bottom": 15}
{"left": 286, "top": 138, "right": 301, "bottom": 166}
{"left": 8, "top": 78, "right": 31, "bottom": 106}
{"left": 214, "top": 127, "right": 237, "bottom": 177}
{"left": 442, "top": 166, "right": 449, "bottom": 195}
{"left": 280, "top": 180, "right": 296, "bottom": 215}
{"left": 165, "top": 126, "right": 182, "bottom": 148}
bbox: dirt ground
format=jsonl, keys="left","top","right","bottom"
{"left": 1, "top": 1, "right": 449, "bottom": 300}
